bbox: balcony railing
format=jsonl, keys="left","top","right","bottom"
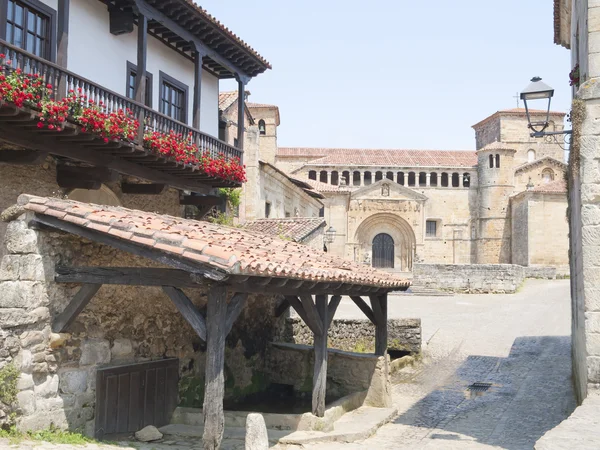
{"left": 0, "top": 39, "right": 242, "bottom": 165}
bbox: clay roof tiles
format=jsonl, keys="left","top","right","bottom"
{"left": 218, "top": 91, "right": 238, "bottom": 111}
{"left": 278, "top": 148, "right": 477, "bottom": 168}
{"left": 531, "top": 179, "right": 567, "bottom": 193}
{"left": 244, "top": 218, "right": 326, "bottom": 243}
{"left": 18, "top": 195, "right": 409, "bottom": 290}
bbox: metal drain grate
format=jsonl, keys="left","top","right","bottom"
{"left": 467, "top": 382, "right": 492, "bottom": 392}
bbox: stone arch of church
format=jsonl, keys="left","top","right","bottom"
{"left": 354, "top": 213, "right": 416, "bottom": 271}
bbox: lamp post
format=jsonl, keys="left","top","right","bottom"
{"left": 520, "top": 77, "right": 572, "bottom": 138}
{"left": 323, "top": 225, "right": 336, "bottom": 252}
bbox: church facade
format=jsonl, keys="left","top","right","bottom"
{"left": 269, "top": 109, "right": 569, "bottom": 273}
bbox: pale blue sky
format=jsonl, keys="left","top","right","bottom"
{"left": 202, "top": 0, "right": 571, "bottom": 150}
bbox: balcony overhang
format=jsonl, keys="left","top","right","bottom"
{"left": 103, "top": 0, "right": 271, "bottom": 79}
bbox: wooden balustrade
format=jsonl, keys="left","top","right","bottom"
{"left": 0, "top": 39, "right": 243, "bottom": 165}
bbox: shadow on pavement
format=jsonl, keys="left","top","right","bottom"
{"left": 393, "top": 336, "right": 576, "bottom": 450}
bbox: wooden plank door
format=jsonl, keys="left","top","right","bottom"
{"left": 95, "top": 358, "right": 179, "bottom": 440}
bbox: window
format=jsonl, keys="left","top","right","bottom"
{"left": 320, "top": 170, "right": 328, "bottom": 183}
{"left": 285, "top": 211, "right": 291, "bottom": 218}
{"left": 159, "top": 71, "right": 188, "bottom": 123}
{"left": 426, "top": 220, "right": 438, "bottom": 238}
{"left": 308, "top": 170, "right": 317, "bottom": 180}
{"left": 419, "top": 172, "right": 426, "bottom": 187}
{"left": 258, "top": 119, "right": 266, "bottom": 135}
{"left": 430, "top": 172, "right": 438, "bottom": 187}
{"left": 331, "top": 171, "right": 339, "bottom": 185}
{"left": 441, "top": 172, "right": 449, "bottom": 187}
{"left": 353, "top": 171, "right": 360, "bottom": 186}
{"left": 489, "top": 154, "right": 494, "bottom": 168}
{"left": 542, "top": 168, "right": 555, "bottom": 183}
{"left": 452, "top": 172, "right": 459, "bottom": 187}
{"left": 265, "top": 202, "right": 271, "bottom": 218}
{"left": 528, "top": 149, "right": 536, "bottom": 163}
{"left": 408, "top": 172, "right": 416, "bottom": 186}
{"left": 4, "top": 0, "right": 56, "bottom": 61}
{"left": 126, "top": 62, "right": 152, "bottom": 107}
{"left": 495, "top": 154, "right": 500, "bottom": 168}
{"left": 463, "top": 173, "right": 471, "bottom": 188}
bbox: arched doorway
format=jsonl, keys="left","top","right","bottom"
{"left": 372, "top": 233, "right": 394, "bottom": 268}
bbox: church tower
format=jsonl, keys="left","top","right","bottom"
{"left": 476, "top": 142, "right": 516, "bottom": 263}
{"left": 246, "top": 103, "right": 280, "bottom": 165}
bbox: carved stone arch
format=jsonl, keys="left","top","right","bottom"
{"left": 355, "top": 213, "right": 416, "bottom": 271}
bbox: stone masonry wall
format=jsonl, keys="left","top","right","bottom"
{"left": 0, "top": 215, "right": 280, "bottom": 434}
{"left": 413, "top": 263, "right": 525, "bottom": 293}
{"left": 276, "top": 317, "right": 421, "bottom": 354}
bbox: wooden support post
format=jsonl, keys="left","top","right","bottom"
{"left": 370, "top": 294, "right": 388, "bottom": 356}
{"left": 192, "top": 48, "right": 203, "bottom": 131}
{"left": 236, "top": 78, "right": 245, "bottom": 151}
{"left": 203, "top": 284, "right": 228, "bottom": 450}
{"left": 135, "top": 12, "right": 148, "bottom": 142}
{"left": 313, "top": 294, "right": 328, "bottom": 417}
{"left": 327, "top": 295, "right": 342, "bottom": 328}
{"left": 162, "top": 286, "right": 207, "bottom": 342}
{"left": 350, "top": 296, "right": 376, "bottom": 325}
{"left": 56, "top": 0, "right": 69, "bottom": 99}
{"left": 52, "top": 284, "right": 101, "bottom": 332}
{"left": 300, "top": 294, "right": 323, "bottom": 336}
{"left": 224, "top": 292, "right": 247, "bottom": 337}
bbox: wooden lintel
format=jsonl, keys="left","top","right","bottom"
{"left": 180, "top": 194, "right": 224, "bottom": 207}
{"left": 33, "top": 214, "right": 228, "bottom": 282}
{"left": 162, "top": 286, "right": 207, "bottom": 342}
{"left": 300, "top": 295, "right": 323, "bottom": 336}
{"left": 224, "top": 292, "right": 247, "bottom": 337}
{"left": 327, "top": 295, "right": 342, "bottom": 328}
{"left": 350, "top": 296, "right": 377, "bottom": 325}
{"left": 274, "top": 297, "right": 290, "bottom": 317}
{"left": 52, "top": 284, "right": 102, "bottom": 332}
{"left": 0, "top": 149, "right": 47, "bottom": 165}
{"left": 55, "top": 266, "right": 202, "bottom": 288}
{"left": 121, "top": 183, "right": 166, "bottom": 195}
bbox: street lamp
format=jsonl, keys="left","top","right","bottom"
{"left": 520, "top": 77, "right": 571, "bottom": 138}
{"left": 324, "top": 226, "right": 336, "bottom": 245}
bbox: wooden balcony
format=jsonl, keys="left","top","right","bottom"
{"left": 0, "top": 40, "right": 243, "bottom": 190}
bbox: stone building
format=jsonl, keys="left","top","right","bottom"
{"left": 273, "top": 109, "right": 569, "bottom": 273}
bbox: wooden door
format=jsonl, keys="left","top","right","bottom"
{"left": 95, "top": 358, "right": 179, "bottom": 439}
{"left": 372, "top": 233, "right": 394, "bottom": 268}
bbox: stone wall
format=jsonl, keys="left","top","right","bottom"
{"left": 0, "top": 215, "right": 281, "bottom": 433}
{"left": 413, "top": 263, "right": 525, "bottom": 293}
{"left": 276, "top": 317, "right": 421, "bottom": 354}
{"left": 265, "top": 342, "right": 391, "bottom": 408}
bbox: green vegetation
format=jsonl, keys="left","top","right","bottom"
{"left": 218, "top": 188, "right": 242, "bottom": 208}
{"left": 0, "top": 364, "right": 18, "bottom": 406}
{"left": 178, "top": 374, "right": 205, "bottom": 408}
{"left": 0, "top": 424, "right": 95, "bottom": 445}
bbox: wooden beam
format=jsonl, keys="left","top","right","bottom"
{"left": 224, "top": 292, "right": 247, "bottom": 337}
{"left": 0, "top": 150, "right": 46, "bottom": 165}
{"left": 162, "top": 286, "right": 206, "bottom": 341}
{"left": 284, "top": 296, "right": 315, "bottom": 333}
{"left": 236, "top": 78, "right": 245, "bottom": 152}
{"left": 52, "top": 284, "right": 101, "bottom": 332}
{"left": 57, "top": 0, "right": 70, "bottom": 97}
{"left": 179, "top": 194, "right": 223, "bottom": 207}
{"left": 192, "top": 48, "right": 204, "bottom": 130}
{"left": 327, "top": 295, "right": 342, "bottom": 328}
{"left": 350, "top": 296, "right": 377, "bottom": 325}
{"left": 274, "top": 297, "right": 290, "bottom": 317}
{"left": 300, "top": 295, "right": 323, "bottom": 336}
{"left": 203, "top": 284, "right": 228, "bottom": 450}
{"left": 121, "top": 183, "right": 166, "bottom": 195}
{"left": 32, "top": 214, "right": 228, "bottom": 281}
{"left": 56, "top": 164, "right": 115, "bottom": 190}
{"left": 134, "top": 13, "right": 148, "bottom": 105}
{"left": 55, "top": 266, "right": 202, "bottom": 287}
{"left": 312, "top": 294, "right": 328, "bottom": 417}
{"left": 370, "top": 294, "right": 388, "bottom": 356}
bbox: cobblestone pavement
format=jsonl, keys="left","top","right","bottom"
{"left": 0, "top": 279, "right": 576, "bottom": 450}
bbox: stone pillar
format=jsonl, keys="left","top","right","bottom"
{"left": 403, "top": 175, "right": 407, "bottom": 187}
{"left": 460, "top": 174, "right": 464, "bottom": 188}
{"left": 327, "top": 172, "right": 331, "bottom": 185}
{"left": 360, "top": 172, "right": 365, "bottom": 186}
{"left": 426, "top": 173, "right": 431, "bottom": 187}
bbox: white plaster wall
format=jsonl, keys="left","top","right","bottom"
{"left": 66, "top": 0, "right": 218, "bottom": 136}
{"left": 40, "top": 0, "right": 58, "bottom": 11}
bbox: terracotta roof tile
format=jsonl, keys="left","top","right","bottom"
{"left": 302, "top": 179, "right": 352, "bottom": 193}
{"left": 531, "top": 179, "right": 567, "bottom": 193}
{"left": 19, "top": 195, "right": 409, "bottom": 290}
{"left": 244, "top": 218, "right": 326, "bottom": 243}
{"left": 278, "top": 148, "right": 477, "bottom": 168}
{"left": 219, "top": 91, "right": 238, "bottom": 111}
{"left": 471, "top": 108, "right": 565, "bottom": 129}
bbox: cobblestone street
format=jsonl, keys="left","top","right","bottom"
{"left": 0, "top": 279, "right": 576, "bottom": 450}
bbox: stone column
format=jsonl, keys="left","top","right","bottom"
{"left": 360, "top": 171, "right": 365, "bottom": 186}
{"left": 403, "top": 174, "right": 408, "bottom": 187}
{"left": 426, "top": 173, "right": 431, "bottom": 187}
{"left": 327, "top": 171, "right": 332, "bottom": 185}
{"left": 460, "top": 174, "right": 464, "bottom": 188}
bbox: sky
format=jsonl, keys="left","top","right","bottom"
{"left": 200, "top": 0, "right": 571, "bottom": 151}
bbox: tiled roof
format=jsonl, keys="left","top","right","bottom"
{"left": 246, "top": 102, "right": 277, "bottom": 108}
{"left": 477, "top": 142, "right": 516, "bottom": 153}
{"left": 219, "top": 91, "right": 238, "bottom": 111}
{"left": 514, "top": 156, "right": 567, "bottom": 174}
{"left": 531, "top": 179, "right": 567, "bottom": 193}
{"left": 19, "top": 195, "right": 409, "bottom": 289}
{"left": 244, "top": 218, "right": 326, "bottom": 243}
{"left": 284, "top": 149, "right": 477, "bottom": 168}
{"left": 472, "top": 108, "right": 566, "bottom": 129}
{"left": 303, "top": 179, "right": 351, "bottom": 193}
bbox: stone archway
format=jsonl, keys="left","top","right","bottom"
{"left": 355, "top": 213, "right": 416, "bottom": 271}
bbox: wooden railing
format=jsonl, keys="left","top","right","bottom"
{"left": 0, "top": 39, "right": 243, "bottom": 164}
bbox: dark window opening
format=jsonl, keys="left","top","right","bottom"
{"left": 386, "top": 171, "right": 394, "bottom": 180}
{"left": 159, "top": 71, "right": 188, "bottom": 124}
{"left": 353, "top": 171, "right": 361, "bottom": 186}
{"left": 426, "top": 220, "right": 437, "bottom": 237}
{"left": 463, "top": 173, "right": 471, "bottom": 188}
{"left": 331, "top": 171, "right": 339, "bottom": 186}
{"left": 265, "top": 202, "right": 271, "bottom": 218}
{"left": 126, "top": 61, "right": 152, "bottom": 107}
{"left": 430, "top": 172, "right": 438, "bottom": 187}
{"left": 495, "top": 154, "right": 500, "bottom": 168}
{"left": 320, "top": 171, "right": 328, "bottom": 183}
{"left": 319, "top": 207, "right": 324, "bottom": 217}
{"left": 408, "top": 172, "right": 416, "bottom": 187}
{"left": 258, "top": 119, "right": 266, "bottom": 135}
{"left": 452, "top": 173, "right": 459, "bottom": 187}
{"left": 397, "top": 172, "right": 404, "bottom": 185}
{"left": 341, "top": 171, "right": 350, "bottom": 186}
{"left": 5, "top": 0, "right": 55, "bottom": 61}
{"left": 418, "top": 172, "right": 426, "bottom": 187}
{"left": 441, "top": 173, "right": 449, "bottom": 187}
{"left": 308, "top": 170, "right": 317, "bottom": 180}
{"left": 375, "top": 171, "right": 383, "bottom": 182}
{"left": 489, "top": 154, "right": 494, "bottom": 168}
{"left": 364, "top": 171, "right": 372, "bottom": 186}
